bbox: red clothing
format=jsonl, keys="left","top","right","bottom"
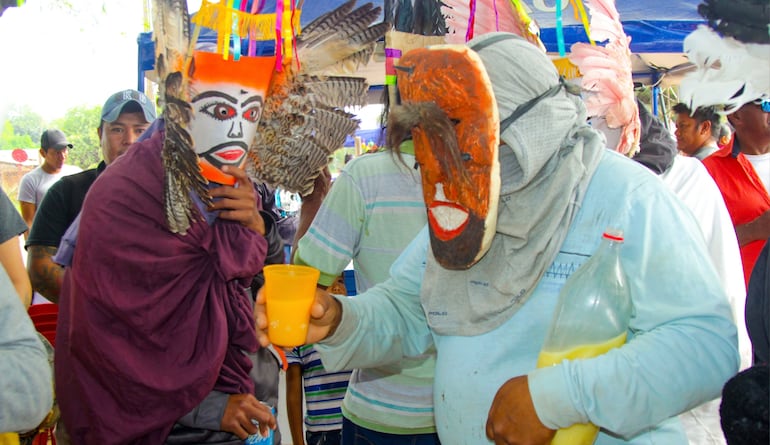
{"left": 703, "top": 139, "right": 770, "bottom": 287}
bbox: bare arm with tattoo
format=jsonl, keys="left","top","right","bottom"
{"left": 26, "top": 245, "right": 63, "bottom": 303}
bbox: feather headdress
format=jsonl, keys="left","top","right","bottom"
{"left": 679, "top": 0, "right": 770, "bottom": 114}
{"left": 152, "top": 0, "right": 208, "bottom": 234}
{"left": 568, "top": 0, "right": 640, "bottom": 156}
{"left": 248, "top": 0, "right": 389, "bottom": 196}
{"left": 440, "top": 0, "right": 545, "bottom": 51}
{"left": 151, "top": 0, "right": 387, "bottom": 233}
{"left": 383, "top": 0, "right": 447, "bottom": 110}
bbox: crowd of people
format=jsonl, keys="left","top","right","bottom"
{"left": 1, "top": 0, "right": 768, "bottom": 445}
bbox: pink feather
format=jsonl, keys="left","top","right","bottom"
{"left": 441, "top": 0, "right": 543, "bottom": 50}
{"left": 569, "top": 0, "right": 639, "bottom": 156}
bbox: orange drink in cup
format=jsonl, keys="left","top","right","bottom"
{"left": 263, "top": 264, "right": 320, "bottom": 347}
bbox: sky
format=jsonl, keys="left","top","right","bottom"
{"left": 0, "top": 0, "right": 384, "bottom": 129}
{"left": 0, "top": 0, "right": 202, "bottom": 123}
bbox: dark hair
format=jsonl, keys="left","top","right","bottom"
{"left": 720, "top": 365, "right": 769, "bottom": 444}
{"left": 672, "top": 103, "right": 722, "bottom": 139}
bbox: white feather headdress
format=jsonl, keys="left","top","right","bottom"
{"left": 679, "top": 26, "right": 770, "bottom": 114}
{"left": 679, "top": 0, "right": 770, "bottom": 114}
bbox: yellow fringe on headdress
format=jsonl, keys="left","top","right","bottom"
{"left": 192, "top": 1, "right": 301, "bottom": 57}
{"left": 552, "top": 56, "right": 582, "bottom": 79}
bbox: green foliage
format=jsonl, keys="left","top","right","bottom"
{"left": 6, "top": 104, "right": 45, "bottom": 143}
{"left": 52, "top": 105, "right": 102, "bottom": 169}
{"left": 0, "top": 121, "right": 35, "bottom": 150}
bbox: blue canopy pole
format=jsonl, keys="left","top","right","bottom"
{"left": 651, "top": 72, "right": 661, "bottom": 116}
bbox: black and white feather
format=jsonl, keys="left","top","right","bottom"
{"left": 248, "top": 0, "right": 388, "bottom": 196}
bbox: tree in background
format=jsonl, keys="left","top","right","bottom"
{"left": 0, "top": 105, "right": 44, "bottom": 150}
{"left": 0, "top": 121, "right": 35, "bottom": 150}
{"left": 52, "top": 105, "right": 102, "bottom": 169}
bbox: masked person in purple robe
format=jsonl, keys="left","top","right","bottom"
{"left": 53, "top": 41, "right": 284, "bottom": 445}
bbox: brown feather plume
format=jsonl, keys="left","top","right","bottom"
{"left": 248, "top": 0, "right": 387, "bottom": 195}
{"left": 152, "top": 0, "right": 210, "bottom": 234}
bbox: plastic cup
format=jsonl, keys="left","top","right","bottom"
{"left": 263, "top": 264, "right": 320, "bottom": 347}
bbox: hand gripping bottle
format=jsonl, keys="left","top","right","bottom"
{"left": 537, "top": 229, "right": 633, "bottom": 445}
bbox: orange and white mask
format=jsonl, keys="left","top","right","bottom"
{"left": 393, "top": 44, "right": 500, "bottom": 270}
{"left": 188, "top": 51, "right": 275, "bottom": 185}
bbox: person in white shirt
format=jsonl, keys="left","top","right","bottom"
{"left": 633, "top": 101, "right": 748, "bottom": 445}
{"left": 17, "top": 129, "right": 81, "bottom": 232}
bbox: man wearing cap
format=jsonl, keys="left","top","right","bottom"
{"left": 17, "top": 129, "right": 81, "bottom": 233}
{"left": 26, "top": 89, "right": 156, "bottom": 302}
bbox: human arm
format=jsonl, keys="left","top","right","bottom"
{"left": 256, "top": 227, "right": 433, "bottom": 370}
{"left": 0, "top": 189, "right": 32, "bottom": 307}
{"left": 735, "top": 209, "right": 770, "bottom": 246}
{"left": 291, "top": 167, "right": 331, "bottom": 263}
{"left": 176, "top": 391, "right": 276, "bottom": 439}
{"left": 286, "top": 362, "right": 307, "bottom": 445}
{"left": 26, "top": 178, "right": 78, "bottom": 302}
{"left": 0, "top": 236, "right": 32, "bottom": 308}
{"left": 518, "top": 183, "right": 739, "bottom": 441}
{"left": 18, "top": 202, "right": 35, "bottom": 238}
{"left": 208, "top": 166, "right": 266, "bottom": 236}
{"left": 16, "top": 176, "right": 36, "bottom": 238}
{"left": 292, "top": 167, "right": 362, "bottom": 287}
{"left": 0, "top": 266, "right": 52, "bottom": 432}
{"left": 26, "top": 245, "right": 63, "bottom": 303}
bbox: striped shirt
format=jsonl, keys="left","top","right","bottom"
{"left": 286, "top": 345, "right": 351, "bottom": 432}
{"left": 294, "top": 145, "right": 436, "bottom": 434}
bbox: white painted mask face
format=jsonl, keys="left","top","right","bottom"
{"left": 185, "top": 51, "right": 275, "bottom": 185}
{"left": 188, "top": 82, "right": 264, "bottom": 174}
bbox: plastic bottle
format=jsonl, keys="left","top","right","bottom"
{"left": 536, "top": 229, "right": 633, "bottom": 445}
{"left": 244, "top": 404, "right": 276, "bottom": 445}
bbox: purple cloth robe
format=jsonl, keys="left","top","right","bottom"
{"left": 55, "top": 127, "right": 267, "bottom": 444}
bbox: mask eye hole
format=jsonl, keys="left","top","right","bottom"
{"left": 200, "top": 103, "right": 236, "bottom": 121}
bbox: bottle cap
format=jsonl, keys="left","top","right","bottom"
{"left": 602, "top": 228, "right": 624, "bottom": 242}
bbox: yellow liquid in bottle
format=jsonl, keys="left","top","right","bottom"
{"left": 536, "top": 332, "right": 628, "bottom": 445}
{"left": 0, "top": 433, "right": 20, "bottom": 445}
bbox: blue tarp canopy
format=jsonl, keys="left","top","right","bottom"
{"left": 138, "top": 0, "right": 704, "bottom": 77}
{"left": 532, "top": 0, "right": 703, "bottom": 53}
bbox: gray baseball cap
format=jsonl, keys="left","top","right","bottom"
{"left": 40, "top": 129, "right": 73, "bottom": 150}
{"left": 100, "top": 89, "right": 157, "bottom": 123}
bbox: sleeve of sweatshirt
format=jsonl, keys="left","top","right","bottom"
{"left": 294, "top": 169, "right": 367, "bottom": 288}
{"left": 315, "top": 227, "right": 434, "bottom": 371}
{"left": 527, "top": 181, "right": 740, "bottom": 439}
{"left": 0, "top": 266, "right": 53, "bottom": 432}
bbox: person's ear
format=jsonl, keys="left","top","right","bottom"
{"left": 700, "top": 120, "right": 712, "bottom": 136}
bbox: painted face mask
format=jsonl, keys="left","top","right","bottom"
{"left": 394, "top": 45, "right": 500, "bottom": 270}
{"left": 188, "top": 51, "right": 275, "bottom": 185}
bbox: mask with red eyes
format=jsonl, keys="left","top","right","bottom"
{"left": 394, "top": 45, "right": 500, "bottom": 270}
{"left": 188, "top": 51, "right": 275, "bottom": 185}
